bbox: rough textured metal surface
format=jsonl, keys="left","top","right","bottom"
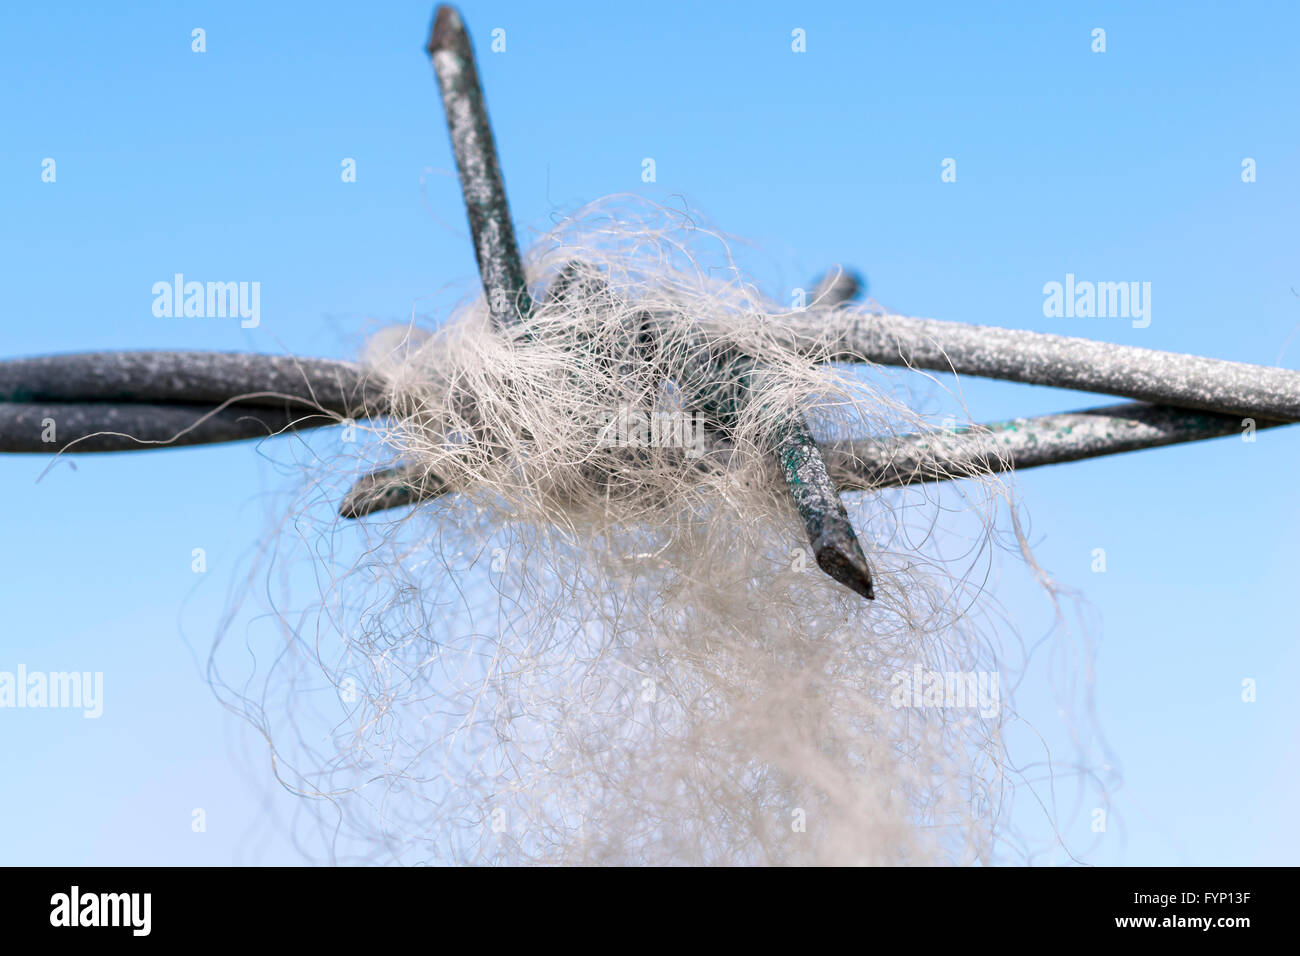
{"left": 772, "top": 311, "right": 1300, "bottom": 421}
{"left": 811, "top": 267, "right": 865, "bottom": 307}
{"left": 428, "top": 5, "right": 532, "bottom": 330}
{"left": 826, "top": 402, "right": 1287, "bottom": 490}
{"left": 675, "top": 342, "right": 875, "bottom": 601}
{"left": 0, "top": 401, "right": 323, "bottom": 453}
{"left": 0, "top": 351, "right": 381, "bottom": 417}
{"left": 351, "top": 6, "right": 536, "bottom": 519}
{"left": 339, "top": 465, "right": 450, "bottom": 518}
{"left": 771, "top": 415, "right": 875, "bottom": 599}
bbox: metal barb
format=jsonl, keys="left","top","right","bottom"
{"left": 339, "top": 465, "right": 449, "bottom": 519}
{"left": 338, "top": 4, "right": 537, "bottom": 518}
{"left": 812, "top": 267, "right": 866, "bottom": 307}
{"left": 773, "top": 416, "right": 875, "bottom": 600}
{"left": 428, "top": 4, "right": 533, "bottom": 330}
{"left": 677, "top": 337, "right": 876, "bottom": 601}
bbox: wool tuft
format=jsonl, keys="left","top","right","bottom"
{"left": 207, "top": 199, "right": 1105, "bottom": 865}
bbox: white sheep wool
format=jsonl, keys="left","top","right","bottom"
{"left": 207, "top": 199, "right": 1106, "bottom": 866}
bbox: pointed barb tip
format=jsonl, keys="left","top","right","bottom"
{"left": 428, "top": 5, "right": 464, "bottom": 57}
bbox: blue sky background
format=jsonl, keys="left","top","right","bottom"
{"left": 2, "top": 0, "right": 1298, "bottom": 864}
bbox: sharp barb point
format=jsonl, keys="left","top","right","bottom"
{"left": 428, "top": 5, "right": 462, "bottom": 56}
{"left": 428, "top": 4, "right": 532, "bottom": 331}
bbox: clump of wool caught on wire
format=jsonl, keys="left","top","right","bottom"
{"left": 206, "top": 199, "right": 1087, "bottom": 865}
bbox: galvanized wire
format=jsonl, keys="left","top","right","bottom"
{"left": 774, "top": 310, "right": 1300, "bottom": 422}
